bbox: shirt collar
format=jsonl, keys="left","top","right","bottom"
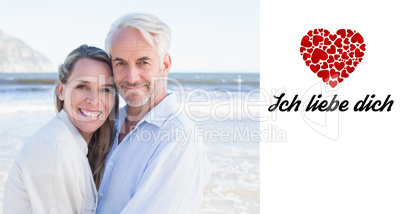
{"left": 118, "top": 93, "right": 179, "bottom": 128}
{"left": 57, "top": 109, "right": 89, "bottom": 155}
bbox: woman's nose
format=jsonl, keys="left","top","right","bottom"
{"left": 86, "top": 90, "right": 99, "bottom": 105}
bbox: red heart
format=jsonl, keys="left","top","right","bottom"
{"left": 329, "top": 34, "right": 337, "bottom": 41}
{"left": 317, "top": 70, "right": 330, "bottom": 82}
{"left": 301, "top": 35, "right": 312, "bottom": 47}
{"left": 311, "top": 48, "right": 328, "bottom": 64}
{"left": 330, "top": 69, "right": 340, "bottom": 79}
{"left": 327, "top": 45, "right": 336, "bottom": 54}
{"left": 329, "top": 80, "right": 338, "bottom": 88}
{"left": 334, "top": 61, "right": 345, "bottom": 71}
{"left": 300, "top": 29, "right": 366, "bottom": 88}
{"left": 355, "top": 48, "right": 364, "bottom": 57}
{"left": 346, "top": 66, "right": 355, "bottom": 73}
{"left": 313, "top": 35, "right": 324, "bottom": 46}
{"left": 310, "top": 64, "right": 320, "bottom": 73}
{"left": 341, "top": 70, "right": 349, "bottom": 78}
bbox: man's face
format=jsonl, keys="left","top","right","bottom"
{"left": 110, "top": 28, "right": 168, "bottom": 107}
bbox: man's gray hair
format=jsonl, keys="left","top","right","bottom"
{"left": 105, "top": 13, "right": 171, "bottom": 59}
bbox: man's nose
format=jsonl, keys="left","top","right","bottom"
{"left": 125, "top": 64, "right": 141, "bottom": 83}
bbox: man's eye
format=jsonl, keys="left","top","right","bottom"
{"left": 139, "top": 61, "right": 148, "bottom": 65}
{"left": 116, "top": 62, "right": 126, "bottom": 66}
{"left": 101, "top": 88, "right": 112, "bottom": 93}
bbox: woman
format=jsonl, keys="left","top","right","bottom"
{"left": 3, "top": 45, "right": 119, "bottom": 213}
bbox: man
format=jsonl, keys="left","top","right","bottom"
{"left": 96, "top": 13, "right": 211, "bottom": 214}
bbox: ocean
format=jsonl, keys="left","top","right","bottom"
{"left": 0, "top": 72, "right": 260, "bottom": 213}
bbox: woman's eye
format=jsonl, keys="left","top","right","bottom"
{"left": 76, "top": 85, "right": 88, "bottom": 90}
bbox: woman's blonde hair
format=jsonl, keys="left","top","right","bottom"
{"left": 55, "top": 44, "right": 119, "bottom": 189}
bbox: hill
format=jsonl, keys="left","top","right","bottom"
{"left": 0, "top": 29, "right": 54, "bottom": 73}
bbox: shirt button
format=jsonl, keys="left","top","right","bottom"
{"left": 109, "top": 162, "right": 114, "bottom": 167}
{"left": 99, "top": 192, "right": 104, "bottom": 197}
{"left": 49, "top": 207, "right": 58, "bottom": 214}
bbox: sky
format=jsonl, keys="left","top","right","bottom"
{"left": 0, "top": 0, "right": 259, "bottom": 73}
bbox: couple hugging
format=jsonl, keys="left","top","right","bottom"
{"left": 3, "top": 12, "right": 211, "bottom": 214}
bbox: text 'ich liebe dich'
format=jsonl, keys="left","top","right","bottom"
{"left": 268, "top": 93, "right": 394, "bottom": 112}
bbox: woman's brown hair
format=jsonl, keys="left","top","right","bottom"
{"left": 55, "top": 44, "right": 119, "bottom": 189}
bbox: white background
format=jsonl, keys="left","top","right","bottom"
{"left": 261, "top": 0, "right": 402, "bottom": 213}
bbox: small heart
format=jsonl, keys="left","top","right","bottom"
{"left": 341, "top": 52, "right": 348, "bottom": 60}
{"left": 310, "top": 64, "right": 320, "bottom": 73}
{"left": 346, "top": 66, "right": 355, "bottom": 73}
{"left": 338, "top": 77, "right": 344, "bottom": 83}
{"left": 329, "top": 80, "right": 338, "bottom": 88}
{"left": 327, "top": 55, "right": 335, "bottom": 63}
{"left": 347, "top": 29, "right": 354, "bottom": 37}
{"left": 317, "top": 70, "right": 330, "bottom": 82}
{"left": 334, "top": 61, "right": 345, "bottom": 71}
{"left": 313, "top": 35, "right": 324, "bottom": 46}
{"left": 301, "top": 35, "right": 312, "bottom": 47}
{"left": 351, "top": 33, "right": 364, "bottom": 44}
{"left": 311, "top": 48, "right": 328, "bottom": 64}
{"left": 341, "top": 70, "right": 349, "bottom": 78}
{"left": 303, "top": 53, "right": 311, "bottom": 61}
{"left": 329, "top": 34, "right": 337, "bottom": 41}
{"left": 322, "top": 62, "right": 329, "bottom": 69}
{"left": 327, "top": 45, "right": 336, "bottom": 54}
{"left": 324, "top": 38, "right": 332, "bottom": 45}
{"left": 335, "top": 38, "right": 343, "bottom": 48}
{"left": 330, "top": 69, "right": 340, "bottom": 79}
{"left": 336, "top": 29, "right": 346, "bottom": 38}
{"left": 355, "top": 48, "right": 364, "bottom": 57}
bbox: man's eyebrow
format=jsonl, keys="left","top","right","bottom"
{"left": 103, "top": 84, "right": 115, "bottom": 88}
{"left": 113, "top": 57, "right": 126, "bottom": 61}
{"left": 138, "top": 56, "right": 151, "bottom": 61}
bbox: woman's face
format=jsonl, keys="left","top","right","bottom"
{"left": 58, "top": 58, "right": 115, "bottom": 142}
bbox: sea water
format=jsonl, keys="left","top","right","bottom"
{"left": 0, "top": 72, "right": 260, "bottom": 213}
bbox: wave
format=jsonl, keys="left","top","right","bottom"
{"left": 0, "top": 79, "right": 57, "bottom": 84}
{"left": 0, "top": 105, "right": 55, "bottom": 113}
{"left": 0, "top": 103, "right": 260, "bottom": 118}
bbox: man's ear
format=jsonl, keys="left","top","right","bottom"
{"left": 57, "top": 81, "right": 65, "bottom": 101}
{"left": 162, "top": 53, "right": 171, "bottom": 77}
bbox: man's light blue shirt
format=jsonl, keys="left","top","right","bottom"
{"left": 96, "top": 94, "right": 211, "bottom": 214}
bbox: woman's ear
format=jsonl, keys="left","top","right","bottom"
{"left": 57, "top": 82, "right": 65, "bottom": 101}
